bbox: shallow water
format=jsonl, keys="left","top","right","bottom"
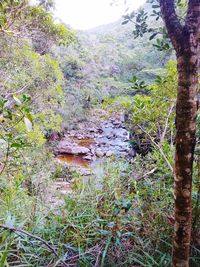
{"left": 57, "top": 154, "right": 90, "bottom": 168}
{"left": 57, "top": 118, "right": 130, "bottom": 168}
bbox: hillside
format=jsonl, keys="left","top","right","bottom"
{"left": 52, "top": 7, "right": 171, "bottom": 127}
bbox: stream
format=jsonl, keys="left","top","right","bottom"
{"left": 48, "top": 109, "right": 133, "bottom": 206}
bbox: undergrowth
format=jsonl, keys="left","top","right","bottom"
{"left": 1, "top": 149, "right": 200, "bottom": 266}
{"left": 0, "top": 154, "right": 175, "bottom": 266}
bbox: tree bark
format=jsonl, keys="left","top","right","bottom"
{"left": 159, "top": 0, "right": 200, "bottom": 266}
{"left": 172, "top": 44, "right": 198, "bottom": 267}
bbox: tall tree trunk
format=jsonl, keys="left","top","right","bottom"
{"left": 159, "top": 0, "right": 200, "bottom": 266}
{"left": 172, "top": 47, "right": 198, "bottom": 267}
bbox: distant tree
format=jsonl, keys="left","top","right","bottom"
{"left": 124, "top": 0, "right": 200, "bottom": 265}
{"left": 0, "top": 0, "right": 75, "bottom": 54}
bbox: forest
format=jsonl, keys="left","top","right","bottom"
{"left": 0, "top": 0, "right": 199, "bottom": 266}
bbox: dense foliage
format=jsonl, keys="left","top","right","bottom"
{"left": 0, "top": 0, "right": 200, "bottom": 266}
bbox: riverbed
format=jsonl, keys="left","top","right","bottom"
{"left": 49, "top": 108, "right": 133, "bottom": 206}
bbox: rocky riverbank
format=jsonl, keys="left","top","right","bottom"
{"left": 55, "top": 108, "right": 134, "bottom": 165}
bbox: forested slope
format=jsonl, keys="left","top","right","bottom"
{"left": 53, "top": 3, "right": 171, "bottom": 127}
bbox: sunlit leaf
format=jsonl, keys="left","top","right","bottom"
{"left": 24, "top": 117, "right": 32, "bottom": 132}
{"left": 13, "top": 95, "right": 22, "bottom": 105}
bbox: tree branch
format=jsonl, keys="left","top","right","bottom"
{"left": 159, "top": 0, "right": 183, "bottom": 50}
{"left": 136, "top": 167, "right": 158, "bottom": 181}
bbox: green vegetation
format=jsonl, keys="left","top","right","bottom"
{"left": 0, "top": 0, "right": 200, "bottom": 266}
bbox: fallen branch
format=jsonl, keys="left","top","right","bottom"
{"left": 5, "top": 84, "right": 29, "bottom": 98}
{"left": 0, "top": 224, "right": 69, "bottom": 267}
{"left": 137, "top": 125, "right": 174, "bottom": 173}
{"left": 65, "top": 245, "right": 98, "bottom": 262}
{"left": 137, "top": 167, "right": 158, "bottom": 181}
{"left": 160, "top": 103, "right": 175, "bottom": 144}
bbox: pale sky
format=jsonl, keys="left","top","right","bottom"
{"left": 54, "top": 0, "right": 146, "bottom": 30}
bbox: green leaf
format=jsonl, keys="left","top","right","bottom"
{"left": 24, "top": 117, "right": 32, "bottom": 132}
{"left": 11, "top": 143, "right": 23, "bottom": 148}
{"left": 0, "top": 2, "right": 3, "bottom": 10}
{"left": 149, "top": 32, "right": 158, "bottom": 40}
{"left": 13, "top": 95, "right": 22, "bottom": 105}
{"left": 0, "top": 250, "right": 8, "bottom": 267}
{"left": 0, "top": 99, "right": 5, "bottom": 107}
{"left": 122, "top": 20, "right": 129, "bottom": 25}
{"left": 4, "top": 110, "right": 12, "bottom": 120}
{"left": 152, "top": 5, "right": 160, "bottom": 8}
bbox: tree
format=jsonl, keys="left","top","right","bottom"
{"left": 0, "top": 0, "right": 75, "bottom": 54}
{"left": 125, "top": 0, "right": 200, "bottom": 265}
{"left": 160, "top": 1, "right": 199, "bottom": 266}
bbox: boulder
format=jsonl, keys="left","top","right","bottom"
{"left": 57, "top": 140, "right": 90, "bottom": 155}
{"left": 129, "top": 149, "right": 136, "bottom": 157}
{"left": 106, "top": 151, "right": 114, "bottom": 157}
{"left": 112, "top": 120, "right": 121, "bottom": 126}
{"left": 95, "top": 149, "right": 104, "bottom": 157}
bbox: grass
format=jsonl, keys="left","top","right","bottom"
{"left": 0, "top": 156, "right": 200, "bottom": 266}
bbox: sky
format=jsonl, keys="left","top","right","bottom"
{"left": 54, "top": 0, "right": 146, "bottom": 30}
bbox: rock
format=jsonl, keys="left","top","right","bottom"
{"left": 95, "top": 149, "right": 104, "bottom": 157}
{"left": 60, "top": 189, "right": 72, "bottom": 194}
{"left": 90, "top": 148, "right": 96, "bottom": 155}
{"left": 57, "top": 140, "right": 90, "bottom": 155}
{"left": 129, "top": 149, "right": 136, "bottom": 157}
{"left": 106, "top": 151, "right": 114, "bottom": 157}
{"left": 98, "top": 141, "right": 107, "bottom": 146}
{"left": 69, "top": 130, "right": 76, "bottom": 137}
{"left": 73, "top": 133, "right": 84, "bottom": 139}
{"left": 120, "top": 115, "right": 125, "bottom": 122}
{"left": 48, "top": 132, "right": 61, "bottom": 141}
{"left": 119, "top": 146, "right": 129, "bottom": 152}
{"left": 113, "top": 120, "right": 121, "bottom": 126}
{"left": 92, "top": 155, "right": 97, "bottom": 161}
{"left": 79, "top": 168, "right": 92, "bottom": 176}
{"left": 88, "top": 127, "right": 98, "bottom": 133}
{"left": 86, "top": 134, "right": 95, "bottom": 139}
{"left": 97, "top": 128, "right": 103, "bottom": 133}
{"left": 119, "top": 152, "right": 128, "bottom": 158}
{"left": 55, "top": 182, "right": 71, "bottom": 189}
{"left": 83, "top": 155, "right": 93, "bottom": 160}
